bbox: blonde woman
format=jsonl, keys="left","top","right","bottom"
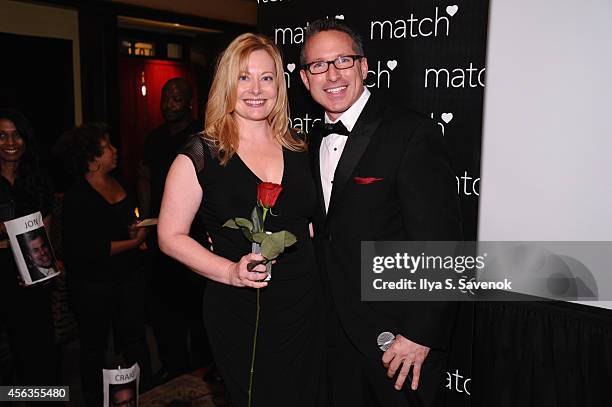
{"left": 158, "top": 34, "right": 325, "bottom": 406}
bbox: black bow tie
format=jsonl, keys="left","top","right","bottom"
{"left": 321, "top": 121, "right": 350, "bottom": 137}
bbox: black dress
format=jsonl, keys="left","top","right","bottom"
{"left": 62, "top": 178, "right": 151, "bottom": 406}
{"left": 0, "top": 174, "right": 60, "bottom": 385}
{"left": 178, "top": 135, "right": 326, "bottom": 407}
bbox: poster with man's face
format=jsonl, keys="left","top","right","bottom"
{"left": 4, "top": 211, "right": 59, "bottom": 285}
{"left": 103, "top": 363, "right": 140, "bottom": 407}
{"left": 17, "top": 228, "right": 58, "bottom": 282}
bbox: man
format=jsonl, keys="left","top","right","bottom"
{"left": 22, "top": 230, "right": 56, "bottom": 281}
{"left": 137, "top": 78, "right": 211, "bottom": 380}
{"left": 138, "top": 77, "right": 201, "bottom": 220}
{"left": 299, "top": 19, "right": 463, "bottom": 406}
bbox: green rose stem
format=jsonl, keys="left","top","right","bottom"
{"left": 248, "top": 287, "right": 260, "bottom": 407}
{"left": 262, "top": 206, "right": 268, "bottom": 223}
{"left": 247, "top": 206, "right": 268, "bottom": 407}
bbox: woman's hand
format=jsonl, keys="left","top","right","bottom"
{"left": 133, "top": 227, "right": 147, "bottom": 247}
{"left": 128, "top": 223, "right": 148, "bottom": 239}
{"left": 227, "top": 253, "right": 269, "bottom": 288}
{"left": 128, "top": 223, "right": 138, "bottom": 239}
{"left": 17, "top": 274, "right": 53, "bottom": 288}
{"left": 16, "top": 274, "right": 29, "bottom": 288}
{"left": 109, "top": 224, "right": 148, "bottom": 255}
{"left": 130, "top": 226, "right": 147, "bottom": 248}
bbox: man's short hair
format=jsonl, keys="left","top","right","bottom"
{"left": 162, "top": 77, "right": 193, "bottom": 102}
{"left": 300, "top": 18, "right": 365, "bottom": 65}
{"left": 23, "top": 228, "right": 47, "bottom": 246}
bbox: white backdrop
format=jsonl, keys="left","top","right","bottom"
{"left": 479, "top": 0, "right": 612, "bottom": 309}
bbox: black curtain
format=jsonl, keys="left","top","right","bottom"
{"left": 473, "top": 301, "right": 612, "bottom": 407}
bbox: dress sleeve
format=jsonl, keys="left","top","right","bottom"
{"left": 177, "top": 133, "right": 207, "bottom": 174}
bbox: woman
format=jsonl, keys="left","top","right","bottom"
{"left": 54, "top": 123, "right": 151, "bottom": 406}
{"left": 0, "top": 108, "right": 60, "bottom": 385}
{"left": 158, "top": 34, "right": 325, "bottom": 406}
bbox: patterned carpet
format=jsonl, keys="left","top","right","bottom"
{"left": 140, "top": 373, "right": 229, "bottom": 407}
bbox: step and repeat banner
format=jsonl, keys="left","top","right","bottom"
{"left": 258, "top": 1, "right": 490, "bottom": 405}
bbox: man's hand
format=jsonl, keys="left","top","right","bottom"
{"left": 382, "top": 334, "right": 430, "bottom": 391}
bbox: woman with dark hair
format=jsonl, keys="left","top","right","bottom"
{"left": 0, "top": 108, "right": 60, "bottom": 385}
{"left": 55, "top": 123, "right": 151, "bottom": 406}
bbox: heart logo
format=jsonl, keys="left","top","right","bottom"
{"left": 446, "top": 5, "right": 458, "bottom": 17}
{"left": 286, "top": 63, "right": 296, "bottom": 73}
{"left": 387, "top": 60, "right": 398, "bottom": 70}
{"left": 335, "top": 15, "right": 345, "bottom": 20}
{"left": 441, "top": 113, "right": 453, "bottom": 123}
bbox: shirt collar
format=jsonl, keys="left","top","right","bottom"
{"left": 39, "top": 266, "right": 56, "bottom": 275}
{"left": 324, "top": 87, "right": 371, "bottom": 132}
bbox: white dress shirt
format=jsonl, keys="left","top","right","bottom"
{"left": 320, "top": 88, "right": 371, "bottom": 213}
{"left": 36, "top": 266, "right": 56, "bottom": 277}
{"left": 319, "top": 89, "right": 395, "bottom": 350}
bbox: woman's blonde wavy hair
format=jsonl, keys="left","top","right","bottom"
{"left": 203, "top": 33, "right": 305, "bottom": 165}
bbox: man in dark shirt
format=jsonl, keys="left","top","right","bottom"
{"left": 139, "top": 78, "right": 201, "bottom": 219}
{"left": 137, "top": 78, "right": 210, "bottom": 380}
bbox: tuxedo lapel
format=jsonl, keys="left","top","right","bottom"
{"left": 327, "top": 95, "right": 383, "bottom": 219}
{"left": 29, "top": 267, "right": 46, "bottom": 281}
{"left": 309, "top": 126, "right": 327, "bottom": 218}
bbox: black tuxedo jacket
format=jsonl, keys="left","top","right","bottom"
{"left": 309, "top": 93, "right": 463, "bottom": 361}
{"left": 28, "top": 266, "right": 48, "bottom": 282}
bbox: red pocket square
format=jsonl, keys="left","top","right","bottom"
{"left": 354, "top": 177, "right": 384, "bottom": 185}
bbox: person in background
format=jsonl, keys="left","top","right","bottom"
{"left": 137, "top": 77, "right": 212, "bottom": 381}
{"left": 55, "top": 123, "right": 151, "bottom": 406}
{"left": 0, "top": 108, "right": 60, "bottom": 386}
{"left": 138, "top": 78, "right": 201, "bottom": 222}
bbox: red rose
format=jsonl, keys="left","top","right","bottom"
{"left": 257, "top": 182, "right": 283, "bottom": 209}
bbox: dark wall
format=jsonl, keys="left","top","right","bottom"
{"left": 0, "top": 32, "right": 75, "bottom": 189}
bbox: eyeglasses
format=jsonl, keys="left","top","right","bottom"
{"left": 302, "top": 55, "right": 364, "bottom": 75}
